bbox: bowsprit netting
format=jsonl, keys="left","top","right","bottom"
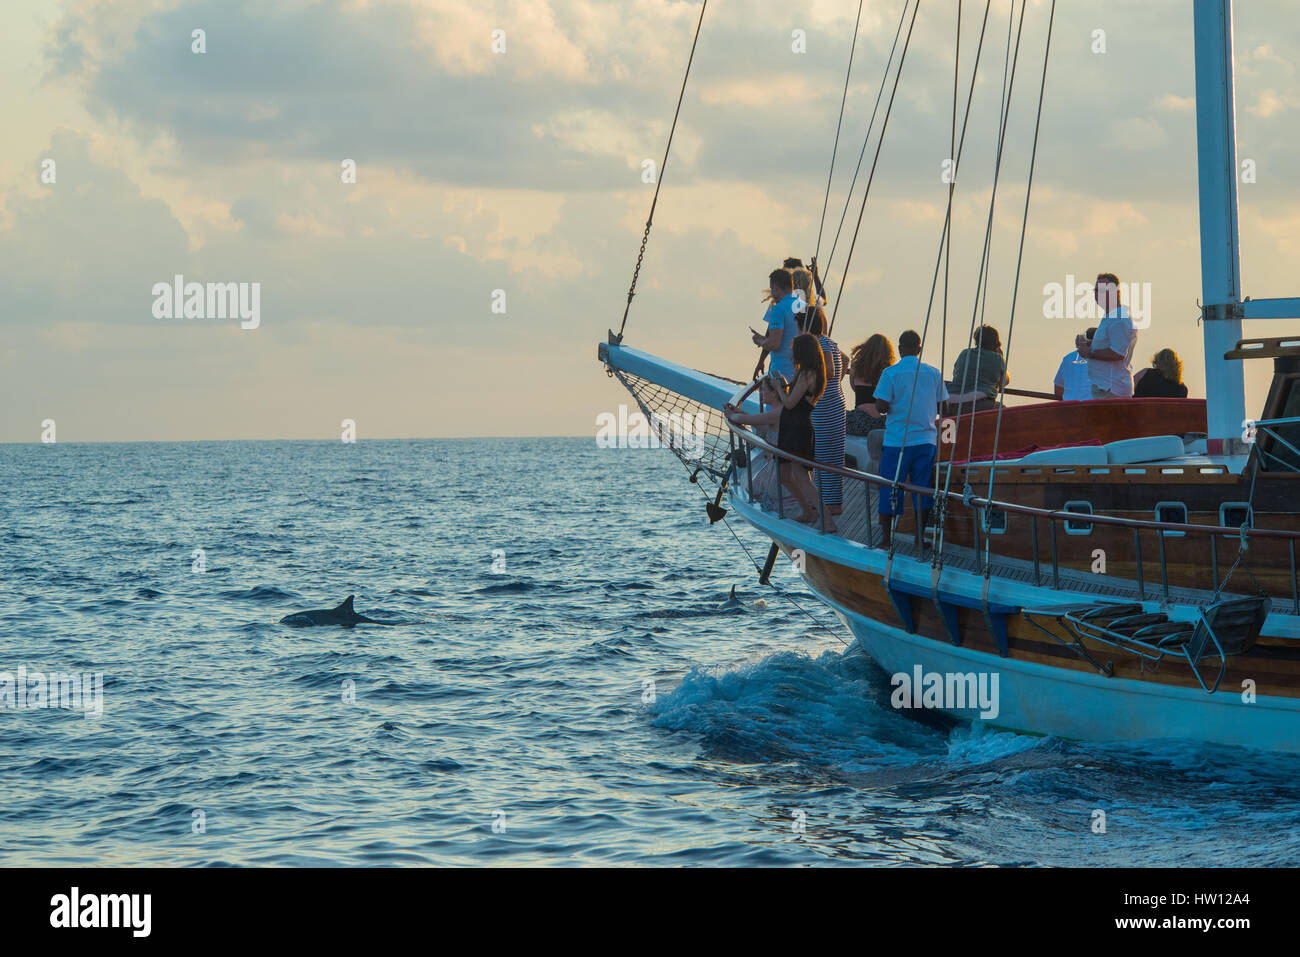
{"left": 607, "top": 366, "right": 742, "bottom": 488}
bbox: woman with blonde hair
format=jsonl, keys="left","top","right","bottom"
{"left": 846, "top": 334, "right": 895, "bottom": 436}
{"left": 1133, "top": 348, "right": 1188, "bottom": 398}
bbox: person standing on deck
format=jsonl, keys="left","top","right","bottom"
{"left": 1077, "top": 273, "right": 1135, "bottom": 398}
{"left": 872, "top": 334, "right": 984, "bottom": 548}
{"left": 871, "top": 330, "right": 948, "bottom": 549}
{"left": 751, "top": 269, "right": 800, "bottom": 383}
{"left": 792, "top": 267, "right": 846, "bottom": 517}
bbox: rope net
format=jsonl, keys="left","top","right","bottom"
{"left": 607, "top": 366, "right": 741, "bottom": 488}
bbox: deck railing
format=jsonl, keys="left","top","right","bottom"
{"left": 723, "top": 417, "right": 1300, "bottom": 613}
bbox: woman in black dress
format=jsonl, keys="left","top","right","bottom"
{"left": 846, "top": 333, "right": 894, "bottom": 436}
{"left": 770, "top": 333, "right": 831, "bottom": 531}
{"left": 1133, "top": 348, "right": 1189, "bottom": 398}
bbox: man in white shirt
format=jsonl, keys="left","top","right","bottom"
{"left": 872, "top": 330, "right": 948, "bottom": 549}
{"left": 1077, "top": 272, "right": 1135, "bottom": 398}
{"left": 1053, "top": 326, "right": 1097, "bottom": 401}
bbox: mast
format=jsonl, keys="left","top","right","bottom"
{"left": 1192, "top": 0, "right": 1246, "bottom": 454}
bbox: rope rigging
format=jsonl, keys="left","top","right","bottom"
{"left": 882, "top": 0, "right": 994, "bottom": 553}
{"left": 936, "top": 0, "right": 1022, "bottom": 562}
{"left": 827, "top": 0, "right": 923, "bottom": 339}
{"left": 613, "top": 0, "right": 708, "bottom": 344}
{"left": 981, "top": 0, "right": 1056, "bottom": 571}
{"left": 815, "top": 0, "right": 866, "bottom": 264}
{"left": 821, "top": 1, "right": 911, "bottom": 299}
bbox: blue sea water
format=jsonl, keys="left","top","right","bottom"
{"left": 1, "top": 436, "right": 1297, "bottom": 866}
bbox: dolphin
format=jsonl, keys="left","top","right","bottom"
{"left": 719, "top": 585, "right": 745, "bottom": 611}
{"left": 278, "top": 595, "right": 394, "bottom": 628}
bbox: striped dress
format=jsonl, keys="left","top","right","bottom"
{"left": 812, "top": 335, "right": 846, "bottom": 506}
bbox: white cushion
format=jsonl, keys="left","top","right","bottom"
{"left": 1018, "top": 445, "right": 1110, "bottom": 466}
{"left": 845, "top": 435, "right": 877, "bottom": 472}
{"left": 1104, "top": 435, "right": 1186, "bottom": 465}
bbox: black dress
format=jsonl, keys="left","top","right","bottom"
{"left": 847, "top": 380, "right": 886, "bottom": 436}
{"left": 852, "top": 381, "right": 876, "bottom": 407}
{"left": 778, "top": 395, "right": 816, "bottom": 463}
{"left": 1134, "top": 370, "right": 1188, "bottom": 398}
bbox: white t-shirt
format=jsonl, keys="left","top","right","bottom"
{"left": 874, "top": 355, "right": 950, "bottom": 448}
{"left": 1054, "top": 350, "right": 1091, "bottom": 401}
{"left": 1087, "top": 305, "right": 1136, "bottom": 397}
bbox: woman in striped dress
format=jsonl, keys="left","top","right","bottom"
{"left": 791, "top": 268, "right": 846, "bottom": 517}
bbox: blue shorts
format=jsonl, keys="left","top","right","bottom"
{"left": 879, "top": 444, "right": 937, "bottom": 516}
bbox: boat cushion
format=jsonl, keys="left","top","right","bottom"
{"left": 1104, "top": 434, "right": 1186, "bottom": 464}
{"left": 1017, "top": 444, "right": 1110, "bottom": 466}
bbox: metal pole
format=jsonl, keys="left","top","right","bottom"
{"left": 1050, "top": 520, "right": 1059, "bottom": 589}
{"left": 1193, "top": 0, "right": 1246, "bottom": 453}
{"left": 1158, "top": 529, "right": 1170, "bottom": 603}
{"left": 1291, "top": 539, "right": 1298, "bottom": 614}
{"left": 1031, "top": 515, "right": 1040, "bottom": 586}
{"left": 1210, "top": 534, "right": 1218, "bottom": 590}
{"left": 1134, "top": 528, "right": 1145, "bottom": 601}
{"left": 817, "top": 468, "right": 827, "bottom": 533}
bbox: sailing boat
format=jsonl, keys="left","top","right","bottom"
{"left": 599, "top": 0, "right": 1300, "bottom": 753}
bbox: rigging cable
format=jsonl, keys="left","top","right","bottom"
{"left": 878, "top": 0, "right": 993, "bottom": 549}
{"left": 614, "top": 0, "right": 708, "bottom": 343}
{"left": 936, "top": 0, "right": 1022, "bottom": 564}
{"left": 827, "top": 0, "right": 924, "bottom": 339}
{"left": 822, "top": 0, "right": 911, "bottom": 288}
{"left": 672, "top": 449, "right": 850, "bottom": 647}
{"left": 941, "top": 0, "right": 961, "bottom": 389}
{"left": 982, "top": 0, "right": 1057, "bottom": 570}
{"left": 815, "top": 0, "right": 866, "bottom": 263}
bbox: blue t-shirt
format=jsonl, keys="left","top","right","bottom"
{"left": 763, "top": 294, "right": 801, "bottom": 381}
{"left": 874, "top": 355, "right": 950, "bottom": 448}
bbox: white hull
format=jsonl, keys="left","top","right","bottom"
{"left": 839, "top": 603, "right": 1300, "bottom": 753}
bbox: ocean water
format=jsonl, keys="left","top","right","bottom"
{"left": 1, "top": 436, "right": 1297, "bottom": 867}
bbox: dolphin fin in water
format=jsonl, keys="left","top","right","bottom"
{"left": 718, "top": 585, "right": 745, "bottom": 611}
{"left": 278, "top": 594, "right": 395, "bottom": 627}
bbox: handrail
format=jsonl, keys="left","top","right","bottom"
{"left": 725, "top": 419, "right": 1300, "bottom": 542}
{"left": 1002, "top": 387, "right": 1057, "bottom": 401}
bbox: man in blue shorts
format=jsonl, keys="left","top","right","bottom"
{"left": 872, "top": 330, "right": 947, "bottom": 549}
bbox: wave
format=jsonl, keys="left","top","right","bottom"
{"left": 221, "top": 585, "right": 298, "bottom": 601}
{"left": 474, "top": 581, "right": 534, "bottom": 594}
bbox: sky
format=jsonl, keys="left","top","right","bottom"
{"left": 2, "top": 0, "right": 1299, "bottom": 442}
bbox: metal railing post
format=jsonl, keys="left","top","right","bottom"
{"left": 1291, "top": 540, "right": 1298, "bottom": 614}
{"left": 1031, "top": 515, "right": 1041, "bottom": 586}
{"left": 1157, "top": 528, "right": 1170, "bottom": 603}
{"left": 745, "top": 435, "right": 755, "bottom": 505}
{"left": 817, "top": 467, "right": 826, "bottom": 533}
{"left": 1134, "top": 528, "right": 1145, "bottom": 601}
{"left": 1049, "top": 520, "right": 1059, "bottom": 589}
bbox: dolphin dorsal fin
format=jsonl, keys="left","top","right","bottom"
{"left": 335, "top": 595, "right": 355, "bottom": 613}
{"left": 729, "top": 585, "right": 736, "bottom": 600}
